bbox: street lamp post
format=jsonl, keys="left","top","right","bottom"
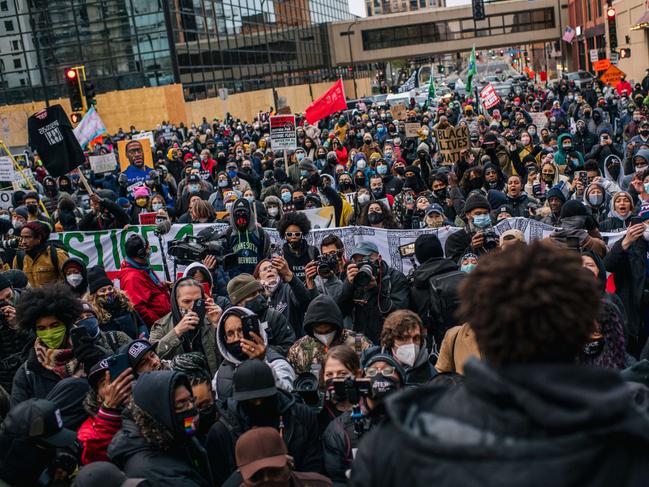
{"left": 346, "top": 20, "right": 359, "bottom": 99}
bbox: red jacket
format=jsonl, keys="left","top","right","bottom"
{"left": 77, "top": 406, "right": 122, "bottom": 464}
{"left": 616, "top": 80, "right": 633, "bottom": 96}
{"left": 119, "top": 260, "right": 171, "bottom": 328}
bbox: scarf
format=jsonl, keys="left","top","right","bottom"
{"left": 125, "top": 256, "right": 161, "bottom": 286}
{"left": 34, "top": 338, "right": 83, "bottom": 379}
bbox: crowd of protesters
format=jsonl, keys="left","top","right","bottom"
{"left": 0, "top": 68, "right": 649, "bottom": 486}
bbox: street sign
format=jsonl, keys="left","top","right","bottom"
{"left": 589, "top": 49, "right": 599, "bottom": 62}
{"left": 269, "top": 115, "right": 297, "bottom": 151}
{"left": 599, "top": 65, "right": 626, "bottom": 87}
{"left": 592, "top": 59, "right": 611, "bottom": 72}
{"left": 610, "top": 51, "right": 619, "bottom": 64}
{"left": 218, "top": 88, "right": 228, "bottom": 101}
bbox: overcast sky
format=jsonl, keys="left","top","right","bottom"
{"left": 349, "top": 0, "right": 469, "bottom": 16}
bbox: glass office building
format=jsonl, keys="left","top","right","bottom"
{"left": 0, "top": 0, "right": 351, "bottom": 105}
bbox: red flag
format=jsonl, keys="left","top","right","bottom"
{"left": 305, "top": 79, "right": 347, "bottom": 124}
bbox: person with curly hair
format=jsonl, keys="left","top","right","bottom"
{"left": 108, "top": 370, "right": 212, "bottom": 486}
{"left": 277, "top": 211, "right": 320, "bottom": 283}
{"left": 10, "top": 283, "right": 84, "bottom": 407}
{"left": 349, "top": 242, "right": 649, "bottom": 487}
{"left": 358, "top": 200, "right": 399, "bottom": 229}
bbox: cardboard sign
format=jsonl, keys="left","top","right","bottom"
{"left": 529, "top": 112, "right": 548, "bottom": 129}
{"left": 270, "top": 115, "right": 297, "bottom": 150}
{"left": 599, "top": 65, "right": 625, "bottom": 87}
{"left": 435, "top": 125, "right": 470, "bottom": 165}
{"left": 132, "top": 131, "right": 155, "bottom": 148}
{"left": 0, "top": 156, "right": 14, "bottom": 182}
{"left": 89, "top": 153, "right": 117, "bottom": 174}
{"left": 405, "top": 122, "right": 421, "bottom": 138}
{"left": 138, "top": 212, "right": 157, "bottom": 225}
{"left": 0, "top": 190, "right": 12, "bottom": 209}
{"left": 390, "top": 103, "right": 407, "bottom": 121}
{"left": 479, "top": 83, "right": 500, "bottom": 109}
{"left": 593, "top": 59, "right": 611, "bottom": 72}
{"left": 117, "top": 138, "right": 154, "bottom": 172}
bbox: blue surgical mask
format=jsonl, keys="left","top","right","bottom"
{"left": 152, "top": 202, "right": 163, "bottom": 211}
{"left": 377, "top": 165, "right": 388, "bottom": 175}
{"left": 461, "top": 263, "right": 476, "bottom": 273}
{"left": 281, "top": 192, "right": 291, "bottom": 203}
{"left": 296, "top": 153, "right": 305, "bottom": 162}
{"left": 227, "top": 169, "right": 237, "bottom": 179}
{"left": 189, "top": 184, "right": 200, "bottom": 193}
{"left": 192, "top": 162, "right": 201, "bottom": 169}
{"left": 245, "top": 195, "right": 255, "bottom": 203}
{"left": 300, "top": 170, "right": 309, "bottom": 178}
{"left": 472, "top": 214, "right": 491, "bottom": 228}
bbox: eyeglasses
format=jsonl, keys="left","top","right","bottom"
{"left": 365, "top": 366, "right": 395, "bottom": 378}
{"left": 285, "top": 232, "right": 302, "bottom": 238}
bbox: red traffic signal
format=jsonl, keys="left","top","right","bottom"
{"left": 606, "top": 6, "right": 615, "bottom": 20}
{"left": 66, "top": 68, "right": 77, "bottom": 80}
{"left": 70, "top": 112, "right": 82, "bottom": 124}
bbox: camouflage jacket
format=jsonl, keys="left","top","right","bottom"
{"left": 287, "top": 329, "right": 373, "bottom": 375}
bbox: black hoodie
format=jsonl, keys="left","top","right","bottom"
{"left": 350, "top": 358, "right": 649, "bottom": 487}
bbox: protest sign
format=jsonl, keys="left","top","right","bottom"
{"left": 435, "top": 125, "right": 470, "bottom": 165}
{"left": 0, "top": 156, "right": 14, "bottom": 182}
{"left": 529, "top": 112, "right": 548, "bottom": 129}
{"left": 270, "top": 115, "right": 297, "bottom": 151}
{"left": 89, "top": 153, "right": 117, "bottom": 174}
{"left": 117, "top": 138, "right": 154, "bottom": 172}
{"left": 0, "top": 190, "right": 12, "bottom": 209}
{"left": 479, "top": 83, "right": 500, "bottom": 110}
{"left": 599, "top": 65, "right": 625, "bottom": 88}
{"left": 138, "top": 212, "right": 157, "bottom": 225}
{"left": 390, "top": 104, "right": 407, "bottom": 121}
{"left": 592, "top": 59, "right": 611, "bottom": 72}
{"left": 300, "top": 206, "right": 335, "bottom": 229}
{"left": 405, "top": 123, "right": 421, "bottom": 138}
{"left": 132, "top": 131, "right": 155, "bottom": 148}
{"left": 12, "top": 168, "right": 36, "bottom": 190}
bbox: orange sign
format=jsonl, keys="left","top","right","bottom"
{"left": 599, "top": 65, "right": 626, "bottom": 87}
{"left": 593, "top": 59, "right": 611, "bottom": 71}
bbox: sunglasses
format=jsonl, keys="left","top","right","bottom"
{"left": 365, "top": 366, "right": 395, "bottom": 378}
{"left": 285, "top": 231, "right": 303, "bottom": 238}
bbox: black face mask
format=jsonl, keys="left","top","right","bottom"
{"left": 60, "top": 184, "right": 71, "bottom": 193}
{"left": 582, "top": 338, "right": 605, "bottom": 356}
{"left": 240, "top": 395, "right": 279, "bottom": 428}
{"left": 225, "top": 340, "right": 248, "bottom": 361}
{"left": 469, "top": 178, "right": 483, "bottom": 190}
{"left": 640, "top": 129, "right": 649, "bottom": 137}
{"left": 293, "top": 198, "right": 305, "bottom": 210}
{"left": 197, "top": 403, "right": 218, "bottom": 436}
{"left": 339, "top": 181, "right": 352, "bottom": 191}
{"left": 607, "top": 164, "right": 620, "bottom": 180}
{"left": 372, "top": 187, "right": 384, "bottom": 198}
{"left": 433, "top": 188, "right": 447, "bottom": 200}
{"left": 370, "top": 375, "right": 399, "bottom": 402}
{"left": 367, "top": 212, "right": 384, "bottom": 225}
{"left": 355, "top": 178, "right": 366, "bottom": 187}
{"left": 288, "top": 240, "right": 302, "bottom": 251}
{"left": 175, "top": 407, "right": 198, "bottom": 437}
{"left": 405, "top": 176, "right": 418, "bottom": 188}
{"left": 245, "top": 294, "right": 268, "bottom": 317}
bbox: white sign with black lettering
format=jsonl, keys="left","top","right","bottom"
{"left": 0, "top": 157, "right": 14, "bottom": 182}
{"left": 89, "top": 153, "right": 117, "bottom": 174}
{"left": 0, "top": 190, "right": 12, "bottom": 209}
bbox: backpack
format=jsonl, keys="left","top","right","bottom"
{"left": 15, "top": 240, "right": 68, "bottom": 277}
{"left": 425, "top": 270, "right": 466, "bottom": 341}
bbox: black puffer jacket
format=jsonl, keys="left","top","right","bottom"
{"left": 0, "top": 315, "right": 32, "bottom": 393}
{"left": 108, "top": 370, "right": 212, "bottom": 487}
{"left": 349, "top": 358, "right": 649, "bottom": 487}
{"left": 206, "top": 390, "right": 322, "bottom": 487}
{"left": 10, "top": 347, "right": 63, "bottom": 407}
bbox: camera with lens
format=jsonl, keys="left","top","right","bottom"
{"left": 315, "top": 253, "right": 338, "bottom": 277}
{"left": 328, "top": 376, "right": 372, "bottom": 404}
{"left": 480, "top": 229, "right": 499, "bottom": 250}
{"left": 353, "top": 258, "right": 378, "bottom": 288}
{"left": 168, "top": 231, "right": 237, "bottom": 270}
{"left": 293, "top": 372, "right": 322, "bottom": 410}
{"left": 0, "top": 237, "right": 20, "bottom": 251}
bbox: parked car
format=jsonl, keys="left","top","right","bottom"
{"left": 562, "top": 71, "right": 594, "bottom": 90}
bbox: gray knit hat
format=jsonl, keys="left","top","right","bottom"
{"left": 227, "top": 273, "right": 263, "bottom": 305}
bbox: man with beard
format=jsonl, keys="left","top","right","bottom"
{"left": 122, "top": 140, "right": 151, "bottom": 185}
{"left": 206, "top": 359, "right": 321, "bottom": 486}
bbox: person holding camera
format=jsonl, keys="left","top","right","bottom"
{"left": 444, "top": 193, "right": 497, "bottom": 263}
{"left": 322, "top": 353, "right": 405, "bottom": 486}
{"left": 149, "top": 277, "right": 223, "bottom": 377}
{"left": 213, "top": 306, "right": 294, "bottom": 401}
{"left": 0, "top": 398, "right": 80, "bottom": 486}
{"left": 227, "top": 273, "right": 296, "bottom": 356}
{"left": 207, "top": 359, "right": 320, "bottom": 487}
{"left": 0, "top": 273, "right": 30, "bottom": 395}
{"left": 119, "top": 234, "right": 171, "bottom": 329}
{"left": 277, "top": 212, "right": 319, "bottom": 283}
{"left": 338, "top": 241, "right": 410, "bottom": 345}
{"left": 305, "top": 234, "right": 345, "bottom": 301}
{"left": 287, "top": 295, "right": 372, "bottom": 375}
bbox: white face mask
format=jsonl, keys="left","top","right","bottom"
{"left": 394, "top": 343, "right": 419, "bottom": 367}
{"left": 12, "top": 219, "right": 23, "bottom": 229}
{"left": 314, "top": 330, "right": 337, "bottom": 346}
{"left": 66, "top": 273, "right": 84, "bottom": 287}
{"left": 267, "top": 207, "right": 279, "bottom": 217}
{"left": 357, "top": 193, "right": 370, "bottom": 205}
{"left": 262, "top": 276, "right": 281, "bottom": 294}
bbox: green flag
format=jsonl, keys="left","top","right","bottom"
{"left": 428, "top": 77, "right": 436, "bottom": 101}
{"left": 466, "top": 45, "right": 477, "bottom": 94}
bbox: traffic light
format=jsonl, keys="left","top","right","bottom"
{"left": 619, "top": 48, "right": 631, "bottom": 58}
{"left": 437, "top": 64, "right": 445, "bottom": 74}
{"left": 84, "top": 81, "right": 96, "bottom": 108}
{"left": 472, "top": 0, "right": 485, "bottom": 21}
{"left": 65, "top": 68, "right": 84, "bottom": 112}
{"left": 70, "top": 112, "right": 83, "bottom": 124}
{"left": 607, "top": 6, "right": 617, "bottom": 49}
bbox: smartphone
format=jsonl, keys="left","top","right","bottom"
{"left": 69, "top": 325, "right": 90, "bottom": 348}
{"left": 107, "top": 353, "right": 130, "bottom": 380}
{"left": 192, "top": 298, "right": 205, "bottom": 323}
{"left": 629, "top": 216, "right": 644, "bottom": 226}
{"left": 241, "top": 315, "right": 260, "bottom": 341}
{"left": 576, "top": 171, "right": 587, "bottom": 187}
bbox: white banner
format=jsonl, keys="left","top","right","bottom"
{"left": 89, "top": 153, "right": 117, "bottom": 174}
{"left": 0, "top": 156, "right": 14, "bottom": 182}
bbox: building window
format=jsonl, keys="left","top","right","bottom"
{"left": 13, "top": 58, "right": 21, "bottom": 69}
{"left": 586, "top": 0, "right": 591, "bottom": 21}
{"left": 0, "top": 1, "right": 7, "bottom": 11}
{"left": 11, "top": 40, "right": 18, "bottom": 50}
{"left": 20, "top": 78, "right": 25, "bottom": 86}
{"left": 4, "top": 20, "right": 13, "bottom": 31}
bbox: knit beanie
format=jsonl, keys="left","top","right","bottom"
{"left": 227, "top": 273, "right": 263, "bottom": 305}
{"left": 414, "top": 234, "right": 443, "bottom": 264}
{"left": 463, "top": 193, "right": 491, "bottom": 214}
{"left": 560, "top": 200, "right": 588, "bottom": 219}
{"left": 87, "top": 266, "right": 113, "bottom": 294}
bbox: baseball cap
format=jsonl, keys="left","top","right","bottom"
{"left": 87, "top": 357, "right": 111, "bottom": 391}
{"left": 125, "top": 339, "right": 154, "bottom": 369}
{"left": 425, "top": 203, "right": 445, "bottom": 217}
{"left": 638, "top": 202, "right": 649, "bottom": 221}
{"left": 235, "top": 427, "right": 288, "bottom": 481}
{"left": 2, "top": 399, "right": 77, "bottom": 447}
{"left": 232, "top": 359, "right": 277, "bottom": 401}
{"left": 350, "top": 241, "right": 379, "bottom": 257}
